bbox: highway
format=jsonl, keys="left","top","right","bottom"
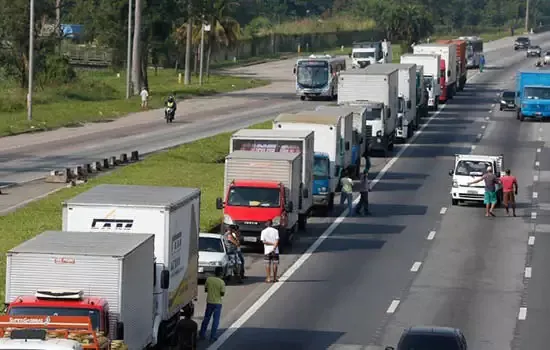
{"left": 185, "top": 33, "right": 550, "bottom": 350}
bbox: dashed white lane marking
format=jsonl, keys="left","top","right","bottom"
{"left": 386, "top": 300, "right": 401, "bottom": 314}
{"left": 440, "top": 207, "right": 448, "bottom": 215}
{"left": 410, "top": 262, "right": 422, "bottom": 272}
{"left": 528, "top": 236, "right": 536, "bottom": 245}
{"left": 539, "top": 136, "right": 542, "bottom": 141}
{"left": 427, "top": 231, "right": 436, "bottom": 240}
{"left": 537, "top": 148, "right": 541, "bottom": 153}
{"left": 518, "top": 307, "right": 528, "bottom": 320}
{"left": 531, "top": 212, "right": 537, "bottom": 220}
{"left": 535, "top": 161, "right": 540, "bottom": 167}
{"left": 489, "top": 110, "right": 493, "bottom": 113}
{"left": 496, "top": 92, "right": 500, "bottom": 96}
{"left": 534, "top": 175, "right": 539, "bottom": 181}
{"left": 485, "top": 116, "right": 490, "bottom": 120}
{"left": 481, "top": 125, "right": 486, "bottom": 129}
{"left": 491, "top": 104, "right": 495, "bottom": 107}
{"left": 525, "top": 267, "right": 532, "bottom": 278}
{"left": 471, "top": 145, "right": 477, "bottom": 151}
{"left": 533, "top": 192, "right": 538, "bottom": 199}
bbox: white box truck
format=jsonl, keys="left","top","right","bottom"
{"left": 384, "top": 63, "right": 418, "bottom": 141}
{"left": 61, "top": 184, "right": 200, "bottom": 348}
{"left": 273, "top": 111, "right": 353, "bottom": 213}
{"left": 217, "top": 151, "right": 302, "bottom": 248}
{"left": 229, "top": 128, "right": 314, "bottom": 227}
{"left": 5, "top": 231, "right": 155, "bottom": 350}
{"left": 401, "top": 53, "right": 442, "bottom": 110}
{"left": 338, "top": 65, "right": 399, "bottom": 153}
{"left": 413, "top": 43, "right": 457, "bottom": 101}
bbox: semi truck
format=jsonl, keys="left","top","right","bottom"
{"left": 229, "top": 128, "right": 314, "bottom": 227}
{"left": 273, "top": 111, "right": 353, "bottom": 213}
{"left": 61, "top": 184, "right": 200, "bottom": 348}
{"left": 401, "top": 53, "right": 442, "bottom": 110}
{"left": 437, "top": 39, "right": 467, "bottom": 91}
{"left": 515, "top": 69, "right": 550, "bottom": 121}
{"left": 5, "top": 231, "right": 155, "bottom": 349}
{"left": 385, "top": 63, "right": 418, "bottom": 141}
{"left": 216, "top": 151, "right": 303, "bottom": 246}
{"left": 413, "top": 43, "right": 457, "bottom": 102}
{"left": 338, "top": 65, "right": 399, "bottom": 153}
{"left": 349, "top": 40, "right": 392, "bottom": 67}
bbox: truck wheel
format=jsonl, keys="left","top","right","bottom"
{"left": 452, "top": 198, "right": 459, "bottom": 206}
{"left": 519, "top": 113, "right": 525, "bottom": 122}
{"left": 300, "top": 96, "right": 306, "bottom": 101}
{"left": 298, "top": 214, "right": 307, "bottom": 231}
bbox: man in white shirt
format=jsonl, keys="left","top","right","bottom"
{"left": 140, "top": 87, "right": 149, "bottom": 109}
{"left": 260, "top": 220, "right": 279, "bottom": 283}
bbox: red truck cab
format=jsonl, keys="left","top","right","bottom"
{"left": 216, "top": 180, "right": 293, "bottom": 246}
{"left": 438, "top": 39, "right": 467, "bottom": 92}
{"left": 439, "top": 60, "right": 448, "bottom": 102}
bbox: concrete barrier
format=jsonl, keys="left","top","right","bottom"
{"left": 109, "top": 156, "right": 117, "bottom": 167}
{"left": 102, "top": 158, "right": 110, "bottom": 169}
{"left": 91, "top": 161, "right": 102, "bottom": 172}
{"left": 46, "top": 168, "right": 71, "bottom": 183}
{"left": 85, "top": 163, "right": 93, "bottom": 174}
{"left": 131, "top": 150, "right": 139, "bottom": 162}
{"left": 120, "top": 153, "right": 128, "bottom": 163}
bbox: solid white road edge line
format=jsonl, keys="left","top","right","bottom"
{"left": 410, "top": 262, "right": 422, "bottom": 272}
{"left": 207, "top": 103, "right": 450, "bottom": 349}
{"left": 386, "top": 300, "right": 401, "bottom": 314}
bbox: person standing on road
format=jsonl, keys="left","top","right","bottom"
{"left": 355, "top": 168, "right": 371, "bottom": 216}
{"left": 467, "top": 166, "right": 501, "bottom": 217}
{"left": 179, "top": 307, "right": 197, "bottom": 349}
{"left": 224, "top": 224, "right": 245, "bottom": 280}
{"left": 340, "top": 170, "right": 354, "bottom": 216}
{"left": 501, "top": 169, "right": 518, "bottom": 216}
{"left": 199, "top": 267, "right": 225, "bottom": 342}
{"left": 260, "top": 220, "right": 279, "bottom": 283}
{"left": 140, "top": 86, "right": 149, "bottom": 109}
{"left": 479, "top": 54, "right": 486, "bottom": 73}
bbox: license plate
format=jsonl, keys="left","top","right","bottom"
{"left": 198, "top": 267, "right": 204, "bottom": 273}
{"left": 467, "top": 190, "right": 477, "bottom": 194}
{"left": 508, "top": 104, "right": 514, "bottom": 107}
{"left": 244, "top": 236, "right": 257, "bottom": 243}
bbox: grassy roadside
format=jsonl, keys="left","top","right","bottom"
{"left": 0, "top": 70, "right": 268, "bottom": 137}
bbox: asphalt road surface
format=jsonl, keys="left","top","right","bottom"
{"left": 186, "top": 33, "right": 550, "bottom": 350}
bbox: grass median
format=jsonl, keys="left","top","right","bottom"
{"left": 0, "top": 69, "right": 269, "bottom": 137}
{"left": 0, "top": 119, "right": 272, "bottom": 301}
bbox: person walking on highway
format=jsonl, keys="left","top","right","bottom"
{"left": 224, "top": 224, "right": 245, "bottom": 280}
{"left": 140, "top": 86, "right": 149, "bottom": 109}
{"left": 340, "top": 170, "right": 354, "bottom": 216}
{"left": 199, "top": 267, "right": 225, "bottom": 342}
{"left": 501, "top": 169, "right": 518, "bottom": 216}
{"left": 355, "top": 168, "right": 371, "bottom": 216}
{"left": 179, "top": 306, "right": 197, "bottom": 349}
{"left": 260, "top": 220, "right": 280, "bottom": 283}
{"left": 467, "top": 166, "right": 501, "bottom": 217}
{"left": 479, "top": 54, "right": 486, "bottom": 73}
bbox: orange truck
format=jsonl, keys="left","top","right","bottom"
{"left": 437, "top": 39, "right": 467, "bottom": 92}
{"left": 0, "top": 315, "right": 110, "bottom": 350}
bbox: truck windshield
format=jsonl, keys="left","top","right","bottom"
{"left": 524, "top": 87, "right": 550, "bottom": 100}
{"left": 455, "top": 160, "right": 492, "bottom": 176}
{"left": 227, "top": 187, "right": 280, "bottom": 207}
{"left": 313, "top": 157, "right": 330, "bottom": 178}
{"left": 399, "top": 335, "right": 460, "bottom": 349}
{"left": 365, "top": 107, "right": 382, "bottom": 120}
{"left": 296, "top": 61, "right": 329, "bottom": 88}
{"left": 199, "top": 237, "right": 225, "bottom": 253}
{"left": 352, "top": 51, "right": 375, "bottom": 58}
{"left": 8, "top": 307, "right": 100, "bottom": 330}
{"left": 423, "top": 76, "right": 433, "bottom": 89}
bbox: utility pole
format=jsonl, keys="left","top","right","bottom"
{"left": 525, "top": 0, "right": 530, "bottom": 33}
{"left": 184, "top": 0, "right": 192, "bottom": 85}
{"left": 199, "top": 22, "right": 211, "bottom": 85}
{"left": 27, "top": 0, "right": 35, "bottom": 122}
{"left": 126, "top": 0, "right": 133, "bottom": 99}
{"left": 131, "top": 0, "right": 142, "bottom": 94}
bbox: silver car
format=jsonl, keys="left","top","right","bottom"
{"left": 198, "top": 232, "right": 240, "bottom": 281}
{"left": 527, "top": 45, "right": 542, "bottom": 57}
{"left": 544, "top": 51, "right": 550, "bottom": 64}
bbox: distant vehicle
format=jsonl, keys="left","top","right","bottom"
{"left": 514, "top": 36, "right": 531, "bottom": 50}
{"left": 500, "top": 90, "right": 516, "bottom": 111}
{"left": 198, "top": 232, "right": 241, "bottom": 283}
{"left": 458, "top": 36, "right": 483, "bottom": 68}
{"left": 527, "top": 45, "right": 542, "bottom": 57}
{"left": 544, "top": 51, "right": 550, "bottom": 64}
{"left": 293, "top": 54, "right": 346, "bottom": 101}
{"left": 385, "top": 326, "right": 468, "bottom": 350}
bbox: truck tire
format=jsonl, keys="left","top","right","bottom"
{"left": 519, "top": 113, "right": 525, "bottom": 122}
{"left": 298, "top": 214, "right": 307, "bottom": 231}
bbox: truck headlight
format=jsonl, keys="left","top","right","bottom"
{"left": 272, "top": 216, "right": 281, "bottom": 226}
{"left": 223, "top": 214, "right": 234, "bottom": 225}
{"left": 452, "top": 180, "right": 458, "bottom": 188}
{"left": 501, "top": 100, "right": 507, "bottom": 104}
{"left": 320, "top": 187, "right": 327, "bottom": 192}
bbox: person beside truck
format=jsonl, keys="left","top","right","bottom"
{"left": 467, "top": 166, "right": 500, "bottom": 217}
{"left": 355, "top": 168, "right": 371, "bottom": 216}
{"left": 224, "top": 224, "right": 246, "bottom": 280}
{"left": 199, "top": 267, "right": 226, "bottom": 342}
{"left": 501, "top": 169, "right": 519, "bottom": 217}
{"left": 339, "top": 171, "right": 354, "bottom": 216}
{"left": 261, "top": 220, "right": 280, "bottom": 283}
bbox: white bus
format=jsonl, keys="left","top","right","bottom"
{"left": 293, "top": 54, "right": 346, "bottom": 101}
{"left": 458, "top": 36, "right": 484, "bottom": 69}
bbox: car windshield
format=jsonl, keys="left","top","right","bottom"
{"left": 517, "top": 37, "right": 529, "bottom": 42}
{"left": 524, "top": 87, "right": 550, "bottom": 100}
{"left": 227, "top": 187, "right": 280, "bottom": 207}
{"left": 8, "top": 306, "right": 100, "bottom": 331}
{"left": 313, "top": 157, "right": 330, "bottom": 178}
{"left": 353, "top": 51, "right": 375, "bottom": 58}
{"left": 296, "top": 61, "right": 329, "bottom": 88}
{"left": 455, "top": 160, "right": 492, "bottom": 176}
{"left": 502, "top": 91, "right": 515, "bottom": 99}
{"left": 199, "top": 237, "right": 224, "bottom": 253}
{"left": 399, "top": 334, "right": 460, "bottom": 349}
{"left": 529, "top": 46, "right": 540, "bottom": 49}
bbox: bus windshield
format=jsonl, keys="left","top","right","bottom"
{"left": 297, "top": 61, "right": 329, "bottom": 88}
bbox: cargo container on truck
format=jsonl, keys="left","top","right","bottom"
{"left": 515, "top": 69, "right": 550, "bottom": 121}
{"left": 413, "top": 43, "right": 457, "bottom": 102}
{"left": 384, "top": 63, "right": 418, "bottom": 141}
{"left": 438, "top": 39, "right": 467, "bottom": 91}
{"left": 338, "top": 65, "right": 399, "bottom": 153}
{"left": 61, "top": 185, "right": 200, "bottom": 348}
{"left": 216, "top": 151, "right": 302, "bottom": 246}
{"left": 415, "top": 64, "right": 429, "bottom": 118}
{"left": 5, "top": 231, "right": 156, "bottom": 350}
{"left": 401, "top": 53, "right": 442, "bottom": 110}
{"left": 349, "top": 40, "right": 392, "bottom": 67}
{"left": 273, "top": 112, "right": 353, "bottom": 213}
{"left": 229, "top": 128, "right": 314, "bottom": 227}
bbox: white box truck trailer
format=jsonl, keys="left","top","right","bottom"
{"left": 229, "top": 128, "right": 314, "bottom": 227}
{"left": 5, "top": 231, "right": 155, "bottom": 350}
{"left": 384, "top": 63, "right": 418, "bottom": 141}
{"left": 413, "top": 43, "right": 457, "bottom": 101}
{"left": 61, "top": 184, "right": 200, "bottom": 348}
{"left": 401, "top": 53, "right": 442, "bottom": 110}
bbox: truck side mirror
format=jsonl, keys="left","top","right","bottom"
{"left": 407, "top": 100, "right": 412, "bottom": 109}
{"left": 285, "top": 201, "right": 294, "bottom": 213}
{"left": 345, "top": 141, "right": 350, "bottom": 151}
{"left": 115, "top": 321, "right": 124, "bottom": 340}
{"left": 303, "top": 188, "right": 309, "bottom": 198}
{"left": 449, "top": 169, "right": 454, "bottom": 176}
{"left": 160, "top": 269, "right": 170, "bottom": 290}
{"left": 216, "top": 197, "right": 224, "bottom": 210}
{"left": 447, "top": 70, "right": 451, "bottom": 77}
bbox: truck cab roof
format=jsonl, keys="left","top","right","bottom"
{"left": 231, "top": 180, "right": 281, "bottom": 189}
{"left": 275, "top": 112, "right": 342, "bottom": 126}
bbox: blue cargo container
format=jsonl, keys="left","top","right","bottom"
{"left": 516, "top": 69, "right": 550, "bottom": 121}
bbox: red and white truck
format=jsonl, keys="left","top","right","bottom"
{"left": 437, "top": 39, "right": 467, "bottom": 92}
{"left": 413, "top": 43, "right": 457, "bottom": 102}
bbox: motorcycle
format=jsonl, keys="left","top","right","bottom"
{"left": 164, "top": 106, "right": 175, "bottom": 123}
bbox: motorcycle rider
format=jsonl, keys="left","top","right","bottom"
{"left": 224, "top": 225, "right": 245, "bottom": 280}
{"left": 164, "top": 95, "right": 177, "bottom": 119}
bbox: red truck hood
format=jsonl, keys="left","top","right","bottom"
{"left": 224, "top": 205, "right": 282, "bottom": 221}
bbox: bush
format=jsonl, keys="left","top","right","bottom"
{"left": 37, "top": 55, "right": 76, "bottom": 87}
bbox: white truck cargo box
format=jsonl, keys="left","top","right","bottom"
{"left": 62, "top": 184, "right": 200, "bottom": 324}
{"left": 5, "top": 231, "right": 154, "bottom": 350}
{"left": 413, "top": 43, "right": 457, "bottom": 85}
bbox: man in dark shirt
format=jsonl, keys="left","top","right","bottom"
{"left": 178, "top": 306, "right": 197, "bottom": 349}
{"left": 468, "top": 166, "right": 501, "bottom": 217}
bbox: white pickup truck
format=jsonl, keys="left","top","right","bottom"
{"left": 449, "top": 154, "right": 503, "bottom": 206}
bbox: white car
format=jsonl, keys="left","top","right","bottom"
{"left": 544, "top": 51, "right": 550, "bottom": 65}
{"left": 198, "top": 232, "right": 239, "bottom": 281}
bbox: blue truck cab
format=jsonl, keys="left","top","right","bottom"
{"left": 313, "top": 152, "right": 334, "bottom": 213}
{"left": 516, "top": 69, "right": 550, "bottom": 121}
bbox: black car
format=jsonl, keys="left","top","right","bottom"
{"left": 514, "top": 36, "right": 531, "bottom": 50}
{"left": 385, "top": 326, "right": 468, "bottom": 350}
{"left": 500, "top": 90, "right": 516, "bottom": 111}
